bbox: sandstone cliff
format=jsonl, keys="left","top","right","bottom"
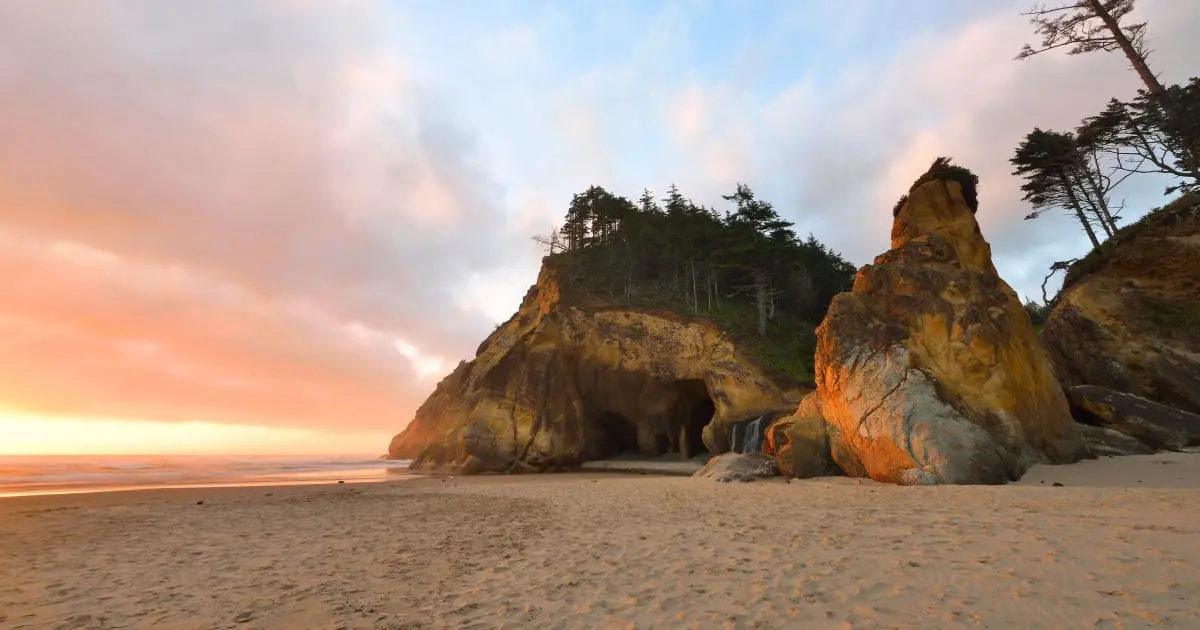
{"left": 806, "top": 160, "right": 1088, "bottom": 484}
{"left": 1040, "top": 193, "right": 1200, "bottom": 414}
{"left": 387, "top": 264, "right": 794, "bottom": 473}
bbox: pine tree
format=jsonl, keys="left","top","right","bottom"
{"left": 1017, "top": 0, "right": 1200, "bottom": 181}
{"left": 1011, "top": 128, "right": 1105, "bottom": 249}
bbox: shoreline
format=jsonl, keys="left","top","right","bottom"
{"left": 0, "top": 471, "right": 665, "bottom": 516}
{"left": 3, "top": 449, "right": 1197, "bottom": 506}
{"left": 2, "top": 454, "right": 1198, "bottom": 628}
{"left": 0, "top": 477, "right": 400, "bottom": 503}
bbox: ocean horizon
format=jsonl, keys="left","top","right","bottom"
{"left": 0, "top": 454, "right": 413, "bottom": 498}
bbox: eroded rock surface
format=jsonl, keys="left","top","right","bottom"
{"left": 388, "top": 265, "right": 792, "bottom": 473}
{"left": 1041, "top": 194, "right": 1200, "bottom": 414}
{"left": 763, "top": 394, "right": 840, "bottom": 479}
{"left": 1067, "top": 385, "right": 1200, "bottom": 452}
{"left": 693, "top": 452, "right": 779, "bottom": 483}
{"left": 812, "top": 162, "right": 1087, "bottom": 485}
{"left": 1074, "top": 423, "right": 1155, "bottom": 458}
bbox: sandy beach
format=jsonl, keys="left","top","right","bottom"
{"left": 2, "top": 453, "right": 1199, "bottom": 630}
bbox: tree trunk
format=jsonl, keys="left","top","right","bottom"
{"left": 1085, "top": 0, "right": 1168, "bottom": 99}
{"left": 1060, "top": 171, "right": 1102, "bottom": 249}
{"left": 1096, "top": 211, "right": 1114, "bottom": 237}
{"left": 1076, "top": 173, "right": 1114, "bottom": 237}
{"left": 1082, "top": 152, "right": 1121, "bottom": 233}
{"left": 705, "top": 267, "right": 713, "bottom": 311}
{"left": 691, "top": 261, "right": 699, "bottom": 313}
{"left": 1086, "top": 0, "right": 1200, "bottom": 177}
{"left": 768, "top": 283, "right": 777, "bottom": 321}
{"left": 754, "top": 270, "right": 769, "bottom": 337}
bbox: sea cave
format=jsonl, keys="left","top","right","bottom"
{"left": 582, "top": 378, "right": 715, "bottom": 461}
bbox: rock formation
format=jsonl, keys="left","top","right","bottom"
{"left": 388, "top": 265, "right": 794, "bottom": 473}
{"left": 808, "top": 159, "right": 1088, "bottom": 485}
{"left": 1074, "top": 423, "right": 1154, "bottom": 458}
{"left": 1066, "top": 385, "right": 1200, "bottom": 452}
{"left": 1040, "top": 193, "right": 1200, "bottom": 415}
{"left": 693, "top": 452, "right": 779, "bottom": 483}
{"left": 763, "top": 395, "right": 839, "bottom": 478}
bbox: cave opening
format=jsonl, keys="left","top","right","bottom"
{"left": 585, "top": 378, "right": 715, "bottom": 461}
{"left": 594, "top": 411, "right": 640, "bottom": 454}
{"left": 673, "top": 379, "right": 714, "bottom": 460}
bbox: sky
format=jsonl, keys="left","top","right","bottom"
{"left": 0, "top": 0, "right": 1197, "bottom": 455}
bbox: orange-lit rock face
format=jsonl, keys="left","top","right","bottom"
{"left": 814, "top": 178, "right": 1086, "bottom": 484}
{"left": 387, "top": 264, "right": 792, "bottom": 473}
{"left": 764, "top": 393, "right": 839, "bottom": 479}
{"left": 1041, "top": 194, "right": 1200, "bottom": 414}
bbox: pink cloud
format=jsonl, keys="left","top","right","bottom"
{"left": 0, "top": 1, "right": 512, "bottom": 434}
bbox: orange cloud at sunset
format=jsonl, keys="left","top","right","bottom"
{"left": 0, "top": 232, "right": 435, "bottom": 433}
{"left": 0, "top": 412, "right": 389, "bottom": 456}
{"left": 4, "top": 0, "right": 1199, "bottom": 455}
{"left": 0, "top": 2, "right": 519, "bottom": 453}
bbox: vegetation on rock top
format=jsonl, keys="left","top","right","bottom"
{"left": 532, "top": 183, "right": 857, "bottom": 385}
{"left": 909, "top": 157, "right": 981, "bottom": 213}
{"left": 1061, "top": 191, "right": 1199, "bottom": 291}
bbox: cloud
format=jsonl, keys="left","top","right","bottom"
{"left": 494, "top": 0, "right": 1200, "bottom": 299}
{"left": 0, "top": 0, "right": 508, "bottom": 433}
{"left": 2, "top": 0, "right": 1197, "bottom": 446}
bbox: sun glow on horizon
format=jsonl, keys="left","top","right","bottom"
{"left": 0, "top": 411, "right": 391, "bottom": 456}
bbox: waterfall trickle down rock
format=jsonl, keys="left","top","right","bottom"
{"left": 727, "top": 413, "right": 774, "bottom": 454}
{"left": 744, "top": 414, "right": 769, "bottom": 453}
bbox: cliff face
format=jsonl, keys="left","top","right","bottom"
{"left": 388, "top": 265, "right": 793, "bottom": 473}
{"left": 809, "top": 171, "right": 1087, "bottom": 484}
{"left": 1040, "top": 193, "right": 1200, "bottom": 414}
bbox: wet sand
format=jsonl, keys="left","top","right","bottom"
{"left": 2, "top": 453, "right": 1198, "bottom": 629}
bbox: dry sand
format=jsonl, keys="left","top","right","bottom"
{"left": 2, "top": 453, "right": 1199, "bottom": 630}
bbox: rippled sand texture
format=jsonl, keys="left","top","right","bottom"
{"left": 2, "top": 453, "right": 1199, "bottom": 629}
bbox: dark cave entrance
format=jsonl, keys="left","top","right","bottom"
{"left": 594, "top": 411, "right": 640, "bottom": 454}
{"left": 586, "top": 378, "right": 714, "bottom": 461}
{"left": 673, "top": 379, "right": 714, "bottom": 459}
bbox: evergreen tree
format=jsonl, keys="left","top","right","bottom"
{"left": 1017, "top": 0, "right": 1200, "bottom": 182}
{"left": 1077, "top": 81, "right": 1200, "bottom": 194}
{"left": 532, "top": 181, "right": 857, "bottom": 384}
{"left": 1011, "top": 128, "right": 1108, "bottom": 249}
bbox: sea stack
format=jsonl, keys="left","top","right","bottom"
{"left": 809, "top": 158, "right": 1088, "bottom": 484}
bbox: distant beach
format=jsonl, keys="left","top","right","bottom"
{"left": 2, "top": 452, "right": 1199, "bottom": 629}
{"left": 0, "top": 454, "right": 412, "bottom": 498}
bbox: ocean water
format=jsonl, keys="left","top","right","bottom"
{"left": 0, "top": 455, "right": 412, "bottom": 498}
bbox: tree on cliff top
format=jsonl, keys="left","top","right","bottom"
{"left": 1076, "top": 82, "right": 1200, "bottom": 195}
{"left": 1011, "top": 128, "right": 1119, "bottom": 249}
{"left": 720, "top": 184, "right": 797, "bottom": 336}
{"left": 534, "top": 182, "right": 856, "bottom": 384}
{"left": 1017, "top": 1, "right": 1155, "bottom": 89}
{"left": 1017, "top": 0, "right": 1200, "bottom": 189}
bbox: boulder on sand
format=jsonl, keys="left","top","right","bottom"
{"left": 1074, "top": 423, "right": 1154, "bottom": 458}
{"left": 763, "top": 394, "right": 841, "bottom": 479}
{"left": 693, "top": 452, "right": 779, "bottom": 483}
